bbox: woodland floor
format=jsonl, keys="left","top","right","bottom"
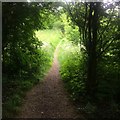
{"left": 17, "top": 44, "right": 85, "bottom": 119}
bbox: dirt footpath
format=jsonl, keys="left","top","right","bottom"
{"left": 18, "top": 44, "right": 85, "bottom": 119}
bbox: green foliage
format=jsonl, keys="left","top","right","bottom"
{"left": 58, "top": 40, "right": 86, "bottom": 101}
{"left": 52, "top": 21, "right": 64, "bottom": 33}
{"left": 2, "top": 2, "right": 120, "bottom": 119}
{"left": 35, "top": 29, "right": 62, "bottom": 50}
{"left": 3, "top": 94, "right": 22, "bottom": 117}
{"left": 96, "top": 57, "right": 120, "bottom": 102}
{"left": 61, "top": 3, "right": 120, "bottom": 118}
{"left": 65, "top": 25, "right": 80, "bottom": 45}
{"left": 60, "top": 13, "right": 80, "bottom": 44}
{"left": 35, "top": 29, "right": 62, "bottom": 66}
{"left": 2, "top": 2, "right": 59, "bottom": 117}
{"left": 2, "top": 2, "right": 48, "bottom": 77}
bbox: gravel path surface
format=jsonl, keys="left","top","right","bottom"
{"left": 18, "top": 44, "right": 85, "bottom": 119}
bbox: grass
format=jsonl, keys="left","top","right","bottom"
{"left": 2, "top": 75, "right": 39, "bottom": 117}
{"left": 35, "top": 29, "right": 62, "bottom": 49}
{"left": 35, "top": 29, "right": 62, "bottom": 65}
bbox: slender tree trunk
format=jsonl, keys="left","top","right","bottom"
{"left": 86, "top": 3, "right": 99, "bottom": 99}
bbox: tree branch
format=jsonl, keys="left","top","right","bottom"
{"left": 98, "top": 8, "right": 115, "bottom": 43}
{"left": 83, "top": 3, "right": 88, "bottom": 42}
{"left": 97, "top": 36, "right": 116, "bottom": 58}
{"left": 66, "top": 2, "right": 78, "bottom": 26}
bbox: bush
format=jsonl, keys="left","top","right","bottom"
{"left": 58, "top": 40, "right": 86, "bottom": 101}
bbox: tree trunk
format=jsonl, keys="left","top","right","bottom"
{"left": 86, "top": 3, "right": 99, "bottom": 99}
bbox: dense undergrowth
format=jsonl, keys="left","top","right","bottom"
{"left": 2, "top": 49, "right": 50, "bottom": 117}
{"left": 59, "top": 40, "right": 120, "bottom": 119}
{"left": 2, "top": 2, "right": 62, "bottom": 117}
{"left": 58, "top": 40, "right": 86, "bottom": 101}
{"left": 3, "top": 29, "right": 61, "bottom": 117}
{"left": 58, "top": 14, "right": 120, "bottom": 118}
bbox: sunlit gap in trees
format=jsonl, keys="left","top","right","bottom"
{"left": 63, "top": 0, "right": 119, "bottom": 15}
{"left": 27, "top": 0, "right": 36, "bottom": 2}
{"left": 27, "top": 0, "right": 31, "bottom": 2}
{"left": 63, "top": 0, "right": 119, "bottom": 3}
{"left": 103, "top": 0, "right": 120, "bottom": 3}
{"left": 103, "top": 0, "right": 117, "bottom": 7}
{"left": 103, "top": 0, "right": 119, "bottom": 16}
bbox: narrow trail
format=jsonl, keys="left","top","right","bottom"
{"left": 18, "top": 43, "right": 84, "bottom": 119}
